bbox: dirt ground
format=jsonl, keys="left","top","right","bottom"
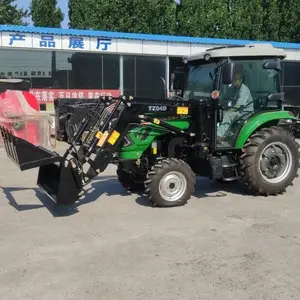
{"left": 1, "top": 142, "right": 300, "bottom": 300}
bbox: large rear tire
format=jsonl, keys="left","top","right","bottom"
{"left": 239, "top": 126, "right": 299, "bottom": 195}
{"left": 144, "top": 158, "right": 196, "bottom": 207}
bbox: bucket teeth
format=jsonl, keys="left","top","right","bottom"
{"left": 0, "top": 125, "right": 62, "bottom": 171}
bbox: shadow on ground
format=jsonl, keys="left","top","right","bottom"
{"left": 1, "top": 176, "right": 124, "bottom": 217}
{"left": 135, "top": 176, "right": 252, "bottom": 207}
{"left": 1, "top": 175, "right": 253, "bottom": 217}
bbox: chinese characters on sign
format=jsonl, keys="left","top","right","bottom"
{"left": 68, "top": 37, "right": 85, "bottom": 49}
{"left": 40, "top": 35, "right": 56, "bottom": 48}
{"left": 9, "top": 33, "right": 26, "bottom": 46}
{"left": 2, "top": 32, "right": 114, "bottom": 52}
{"left": 29, "top": 89, "right": 120, "bottom": 103}
{"left": 96, "top": 38, "right": 112, "bottom": 51}
{"left": 0, "top": 71, "right": 51, "bottom": 78}
{"left": 66, "top": 37, "right": 113, "bottom": 51}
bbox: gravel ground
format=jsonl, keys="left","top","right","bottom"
{"left": 1, "top": 142, "right": 300, "bottom": 300}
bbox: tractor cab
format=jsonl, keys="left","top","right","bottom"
{"left": 171, "top": 44, "right": 288, "bottom": 149}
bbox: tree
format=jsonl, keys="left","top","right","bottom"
{"left": 68, "top": 0, "right": 300, "bottom": 43}
{"left": 176, "top": 0, "right": 266, "bottom": 40}
{"left": 0, "top": 0, "right": 29, "bottom": 25}
{"left": 261, "top": 0, "right": 281, "bottom": 42}
{"left": 68, "top": 0, "right": 177, "bottom": 35}
{"left": 276, "top": 0, "right": 300, "bottom": 43}
{"left": 224, "top": 0, "right": 265, "bottom": 40}
{"left": 176, "top": 0, "right": 232, "bottom": 38}
{"left": 31, "top": 0, "right": 64, "bottom": 28}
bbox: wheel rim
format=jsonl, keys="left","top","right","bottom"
{"left": 259, "top": 142, "right": 292, "bottom": 184}
{"left": 158, "top": 171, "right": 187, "bottom": 202}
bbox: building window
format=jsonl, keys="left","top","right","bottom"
{"left": 123, "top": 55, "right": 135, "bottom": 97}
{"left": 0, "top": 48, "right": 53, "bottom": 88}
{"left": 282, "top": 61, "right": 300, "bottom": 107}
{"left": 103, "top": 54, "right": 120, "bottom": 89}
{"left": 282, "top": 61, "right": 300, "bottom": 86}
{"left": 54, "top": 51, "right": 74, "bottom": 89}
{"left": 0, "top": 49, "right": 121, "bottom": 91}
{"left": 68, "top": 53, "right": 103, "bottom": 89}
{"left": 123, "top": 55, "right": 167, "bottom": 99}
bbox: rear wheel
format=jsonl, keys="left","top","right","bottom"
{"left": 239, "top": 126, "right": 299, "bottom": 195}
{"left": 144, "top": 158, "right": 196, "bottom": 207}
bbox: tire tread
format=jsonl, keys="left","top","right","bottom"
{"left": 144, "top": 158, "right": 196, "bottom": 207}
{"left": 239, "top": 126, "right": 299, "bottom": 196}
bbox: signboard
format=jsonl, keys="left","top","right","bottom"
{"left": 29, "top": 89, "right": 120, "bottom": 103}
{"left": 1, "top": 32, "right": 116, "bottom": 52}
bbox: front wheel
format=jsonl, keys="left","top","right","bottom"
{"left": 239, "top": 126, "right": 299, "bottom": 195}
{"left": 144, "top": 158, "right": 196, "bottom": 207}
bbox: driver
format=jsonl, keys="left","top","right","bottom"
{"left": 217, "top": 68, "right": 253, "bottom": 139}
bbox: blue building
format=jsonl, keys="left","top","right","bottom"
{"left": 0, "top": 25, "right": 300, "bottom": 109}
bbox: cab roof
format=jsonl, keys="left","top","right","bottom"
{"left": 184, "top": 43, "right": 286, "bottom": 63}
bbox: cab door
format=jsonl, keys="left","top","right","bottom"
{"left": 216, "top": 58, "right": 281, "bottom": 149}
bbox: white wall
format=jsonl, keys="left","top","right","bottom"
{"left": 2, "top": 31, "right": 300, "bottom": 60}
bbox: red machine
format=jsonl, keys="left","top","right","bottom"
{"left": 0, "top": 79, "right": 46, "bottom": 146}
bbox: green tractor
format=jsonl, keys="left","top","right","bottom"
{"left": 1, "top": 43, "right": 299, "bottom": 208}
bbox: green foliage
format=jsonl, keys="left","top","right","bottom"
{"left": 177, "top": 0, "right": 227, "bottom": 38}
{"left": 66, "top": 0, "right": 300, "bottom": 43}
{"left": 0, "top": 0, "right": 29, "bottom": 25}
{"left": 68, "top": 0, "right": 177, "bottom": 34}
{"left": 177, "top": 0, "right": 300, "bottom": 43}
{"left": 31, "top": 0, "right": 64, "bottom": 28}
{"left": 276, "top": 0, "right": 300, "bottom": 43}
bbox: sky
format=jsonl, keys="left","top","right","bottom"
{"left": 17, "top": 0, "right": 70, "bottom": 28}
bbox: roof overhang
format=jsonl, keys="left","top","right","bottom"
{"left": 183, "top": 43, "right": 287, "bottom": 63}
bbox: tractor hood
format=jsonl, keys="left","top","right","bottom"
{"left": 119, "top": 116, "right": 191, "bottom": 159}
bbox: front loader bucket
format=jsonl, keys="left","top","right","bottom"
{"left": 37, "top": 160, "right": 83, "bottom": 205}
{"left": 0, "top": 125, "right": 61, "bottom": 170}
{"left": 0, "top": 126, "right": 83, "bottom": 205}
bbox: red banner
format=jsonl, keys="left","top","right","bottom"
{"left": 29, "top": 89, "right": 120, "bottom": 103}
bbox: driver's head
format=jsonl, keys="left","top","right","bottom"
{"left": 232, "top": 67, "right": 243, "bottom": 88}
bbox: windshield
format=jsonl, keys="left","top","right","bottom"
{"left": 183, "top": 62, "right": 216, "bottom": 100}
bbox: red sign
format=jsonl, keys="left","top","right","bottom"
{"left": 29, "top": 89, "right": 120, "bottom": 103}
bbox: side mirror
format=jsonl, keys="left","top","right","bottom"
{"left": 222, "top": 62, "right": 235, "bottom": 85}
{"left": 263, "top": 60, "right": 281, "bottom": 71}
{"left": 268, "top": 92, "right": 284, "bottom": 101}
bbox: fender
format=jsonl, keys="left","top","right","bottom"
{"left": 235, "top": 110, "right": 296, "bottom": 148}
